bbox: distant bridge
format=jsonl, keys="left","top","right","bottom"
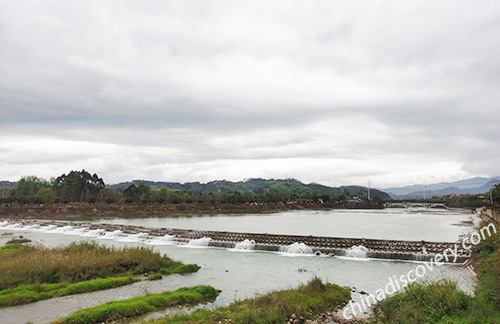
{"left": 4, "top": 219, "right": 469, "bottom": 264}
{"left": 384, "top": 200, "right": 447, "bottom": 209}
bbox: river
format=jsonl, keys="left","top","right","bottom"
{"left": 0, "top": 209, "right": 478, "bottom": 324}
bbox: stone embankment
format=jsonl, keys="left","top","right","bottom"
{"left": 3, "top": 219, "right": 470, "bottom": 263}
{"left": 478, "top": 206, "right": 500, "bottom": 223}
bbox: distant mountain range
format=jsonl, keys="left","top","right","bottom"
{"left": 110, "top": 178, "right": 391, "bottom": 199}
{"left": 4, "top": 176, "right": 498, "bottom": 200}
{"left": 0, "top": 181, "right": 17, "bottom": 189}
{"left": 383, "top": 177, "right": 500, "bottom": 199}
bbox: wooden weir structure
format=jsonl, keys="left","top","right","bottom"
{"left": 5, "top": 219, "right": 470, "bottom": 263}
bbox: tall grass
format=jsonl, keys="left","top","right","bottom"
{"left": 367, "top": 281, "right": 471, "bottom": 324}
{"left": 52, "top": 286, "right": 218, "bottom": 324}
{"left": 152, "top": 277, "right": 351, "bottom": 324}
{"left": 0, "top": 241, "right": 182, "bottom": 289}
{"left": 0, "top": 244, "right": 23, "bottom": 256}
{"left": 367, "top": 220, "right": 500, "bottom": 324}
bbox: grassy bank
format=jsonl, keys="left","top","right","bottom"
{"left": 52, "top": 285, "right": 218, "bottom": 324}
{"left": 0, "top": 276, "right": 139, "bottom": 307}
{"left": 365, "top": 219, "right": 500, "bottom": 324}
{"left": 0, "top": 244, "right": 23, "bottom": 256}
{"left": 0, "top": 241, "right": 200, "bottom": 307}
{"left": 0, "top": 241, "right": 184, "bottom": 289}
{"left": 149, "top": 277, "right": 351, "bottom": 324}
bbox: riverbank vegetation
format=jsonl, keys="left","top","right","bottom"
{"left": 52, "top": 286, "right": 218, "bottom": 324}
{"left": 0, "top": 241, "right": 181, "bottom": 289}
{"left": 0, "top": 170, "right": 386, "bottom": 208}
{"left": 147, "top": 277, "right": 350, "bottom": 324}
{"left": 0, "top": 277, "right": 139, "bottom": 307}
{"left": 5, "top": 235, "right": 31, "bottom": 244}
{"left": 0, "top": 241, "right": 200, "bottom": 307}
{"left": 365, "top": 219, "right": 500, "bottom": 324}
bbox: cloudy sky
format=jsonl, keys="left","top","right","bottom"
{"left": 1, "top": 1, "right": 499, "bottom": 188}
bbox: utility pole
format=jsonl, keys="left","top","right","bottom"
{"left": 367, "top": 179, "right": 371, "bottom": 201}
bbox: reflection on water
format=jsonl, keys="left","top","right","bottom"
{"left": 0, "top": 209, "right": 478, "bottom": 324}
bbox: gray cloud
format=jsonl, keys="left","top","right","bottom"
{"left": 1, "top": 0, "right": 500, "bottom": 187}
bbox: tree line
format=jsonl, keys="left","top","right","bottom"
{"left": 0, "top": 170, "right": 342, "bottom": 205}
{"left": 2, "top": 170, "right": 498, "bottom": 207}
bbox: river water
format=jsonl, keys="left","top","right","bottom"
{"left": 0, "top": 209, "right": 478, "bottom": 324}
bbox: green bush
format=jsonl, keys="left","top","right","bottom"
{"left": 159, "top": 264, "right": 200, "bottom": 275}
{"left": 159, "top": 268, "right": 172, "bottom": 275}
{"left": 148, "top": 273, "right": 163, "bottom": 281}
{"left": 172, "top": 264, "right": 201, "bottom": 274}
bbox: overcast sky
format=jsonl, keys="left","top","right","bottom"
{"left": 1, "top": 1, "right": 499, "bottom": 188}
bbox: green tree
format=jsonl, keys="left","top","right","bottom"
{"left": 123, "top": 184, "right": 140, "bottom": 199}
{"left": 137, "top": 183, "right": 152, "bottom": 202}
{"left": 241, "top": 191, "right": 257, "bottom": 203}
{"left": 264, "top": 182, "right": 313, "bottom": 201}
{"left": 0, "top": 188, "right": 13, "bottom": 203}
{"left": 13, "top": 176, "right": 49, "bottom": 203}
{"left": 101, "top": 187, "right": 120, "bottom": 204}
{"left": 34, "top": 187, "right": 55, "bottom": 204}
{"left": 53, "top": 170, "right": 105, "bottom": 202}
{"left": 492, "top": 184, "right": 500, "bottom": 205}
{"left": 155, "top": 187, "right": 169, "bottom": 203}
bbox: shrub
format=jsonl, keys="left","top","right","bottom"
{"left": 172, "top": 264, "right": 201, "bottom": 274}
{"left": 159, "top": 264, "right": 200, "bottom": 275}
{"left": 148, "top": 273, "right": 163, "bottom": 281}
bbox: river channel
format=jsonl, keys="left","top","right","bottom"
{"left": 0, "top": 209, "right": 478, "bottom": 324}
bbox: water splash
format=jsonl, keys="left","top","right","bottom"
{"left": 81, "top": 228, "right": 106, "bottom": 237}
{"left": 279, "top": 242, "right": 313, "bottom": 254}
{"left": 345, "top": 245, "right": 368, "bottom": 259}
{"left": 98, "top": 230, "right": 123, "bottom": 240}
{"left": 234, "top": 239, "right": 256, "bottom": 251}
{"left": 23, "top": 224, "right": 41, "bottom": 231}
{"left": 66, "top": 227, "right": 89, "bottom": 235}
{"left": 41, "top": 225, "right": 58, "bottom": 231}
{"left": 1, "top": 222, "right": 23, "bottom": 229}
{"left": 146, "top": 234, "right": 175, "bottom": 246}
{"left": 46, "top": 225, "right": 74, "bottom": 233}
{"left": 117, "top": 232, "right": 148, "bottom": 242}
{"left": 187, "top": 237, "right": 212, "bottom": 247}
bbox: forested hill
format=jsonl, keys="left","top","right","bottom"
{"left": 0, "top": 181, "right": 17, "bottom": 189}
{"left": 109, "top": 178, "right": 390, "bottom": 199}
